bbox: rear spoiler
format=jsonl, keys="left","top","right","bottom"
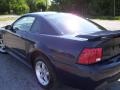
{"left": 76, "top": 31, "right": 120, "bottom": 41}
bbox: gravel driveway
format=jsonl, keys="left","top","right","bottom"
{"left": 0, "top": 18, "right": 120, "bottom": 90}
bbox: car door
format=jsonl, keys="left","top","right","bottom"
{"left": 3, "top": 16, "right": 36, "bottom": 57}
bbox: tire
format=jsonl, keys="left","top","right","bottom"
{"left": 33, "top": 56, "right": 60, "bottom": 90}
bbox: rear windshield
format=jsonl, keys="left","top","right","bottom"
{"left": 46, "top": 13, "right": 107, "bottom": 35}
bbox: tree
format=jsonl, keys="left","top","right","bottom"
{"left": 89, "top": 0, "right": 113, "bottom": 16}
{"left": 9, "top": 0, "right": 29, "bottom": 14}
{"left": 49, "top": 0, "right": 89, "bottom": 15}
{"left": 0, "top": 0, "right": 48, "bottom": 14}
{"left": 49, "top": 0, "right": 119, "bottom": 16}
{"left": 26, "top": 0, "right": 47, "bottom": 12}
{"left": 0, "top": 0, "right": 10, "bottom": 14}
{"left": 36, "top": 0, "right": 46, "bottom": 11}
{"left": 26, "top": 0, "right": 36, "bottom": 12}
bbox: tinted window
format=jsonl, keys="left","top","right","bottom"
{"left": 13, "top": 17, "right": 35, "bottom": 32}
{"left": 30, "top": 19, "right": 41, "bottom": 33}
{"left": 31, "top": 18, "right": 58, "bottom": 35}
{"left": 46, "top": 13, "right": 107, "bottom": 35}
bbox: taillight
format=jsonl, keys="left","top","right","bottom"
{"left": 77, "top": 48, "right": 102, "bottom": 65}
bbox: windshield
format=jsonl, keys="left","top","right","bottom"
{"left": 46, "top": 13, "right": 107, "bottom": 35}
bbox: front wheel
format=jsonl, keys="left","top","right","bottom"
{"left": 0, "top": 39, "right": 6, "bottom": 53}
{"left": 34, "top": 57, "right": 60, "bottom": 90}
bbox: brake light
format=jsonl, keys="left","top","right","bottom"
{"left": 77, "top": 48, "right": 102, "bottom": 65}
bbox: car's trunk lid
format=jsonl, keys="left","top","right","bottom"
{"left": 76, "top": 30, "right": 120, "bottom": 61}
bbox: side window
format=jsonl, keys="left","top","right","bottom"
{"left": 31, "top": 18, "right": 58, "bottom": 35}
{"left": 13, "top": 17, "right": 35, "bottom": 32}
{"left": 30, "top": 19, "right": 41, "bottom": 33}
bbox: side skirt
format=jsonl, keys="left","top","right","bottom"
{"left": 6, "top": 49, "right": 32, "bottom": 69}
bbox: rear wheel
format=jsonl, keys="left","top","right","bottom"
{"left": 34, "top": 56, "right": 60, "bottom": 90}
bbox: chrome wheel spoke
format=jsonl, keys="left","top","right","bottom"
{"left": 35, "top": 61, "right": 50, "bottom": 86}
{"left": 45, "top": 71, "right": 49, "bottom": 76}
{"left": 41, "top": 63, "right": 46, "bottom": 70}
{"left": 43, "top": 75, "right": 49, "bottom": 82}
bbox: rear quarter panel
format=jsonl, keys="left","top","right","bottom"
{"left": 33, "top": 35, "right": 102, "bottom": 66}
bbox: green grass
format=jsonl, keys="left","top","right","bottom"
{"left": 92, "top": 16, "right": 120, "bottom": 20}
{"left": 0, "top": 17, "right": 17, "bottom": 21}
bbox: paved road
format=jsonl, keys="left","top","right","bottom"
{"left": 0, "top": 53, "right": 42, "bottom": 90}
{"left": 0, "top": 21, "right": 13, "bottom": 27}
{"left": 0, "top": 15, "right": 19, "bottom": 27}
{"left": 0, "top": 53, "right": 120, "bottom": 90}
{"left": 0, "top": 53, "right": 80, "bottom": 90}
{"left": 92, "top": 20, "right": 120, "bottom": 30}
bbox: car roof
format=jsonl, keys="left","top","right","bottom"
{"left": 24, "top": 12, "right": 76, "bottom": 19}
{"left": 25, "top": 12, "right": 59, "bottom": 17}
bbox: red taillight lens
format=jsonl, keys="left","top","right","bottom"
{"left": 77, "top": 48, "right": 102, "bottom": 65}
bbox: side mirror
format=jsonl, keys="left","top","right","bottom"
{"left": 4, "top": 25, "right": 12, "bottom": 30}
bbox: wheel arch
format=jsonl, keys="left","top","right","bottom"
{"left": 30, "top": 49, "right": 54, "bottom": 68}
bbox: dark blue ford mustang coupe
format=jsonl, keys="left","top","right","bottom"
{"left": 1, "top": 12, "right": 120, "bottom": 90}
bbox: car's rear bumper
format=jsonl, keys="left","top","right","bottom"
{"left": 54, "top": 55, "right": 120, "bottom": 89}
{"left": 86, "top": 55, "right": 120, "bottom": 81}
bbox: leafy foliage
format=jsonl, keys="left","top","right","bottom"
{"left": 9, "top": 0, "right": 29, "bottom": 14}
{"left": 0, "top": 0, "right": 10, "bottom": 14}
{"left": 0, "top": 0, "right": 120, "bottom": 16}
{"left": 35, "top": 0, "right": 46, "bottom": 11}
{"left": 49, "top": 0, "right": 120, "bottom": 16}
{"left": 89, "top": 0, "right": 113, "bottom": 16}
{"left": 0, "top": 0, "right": 47, "bottom": 14}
